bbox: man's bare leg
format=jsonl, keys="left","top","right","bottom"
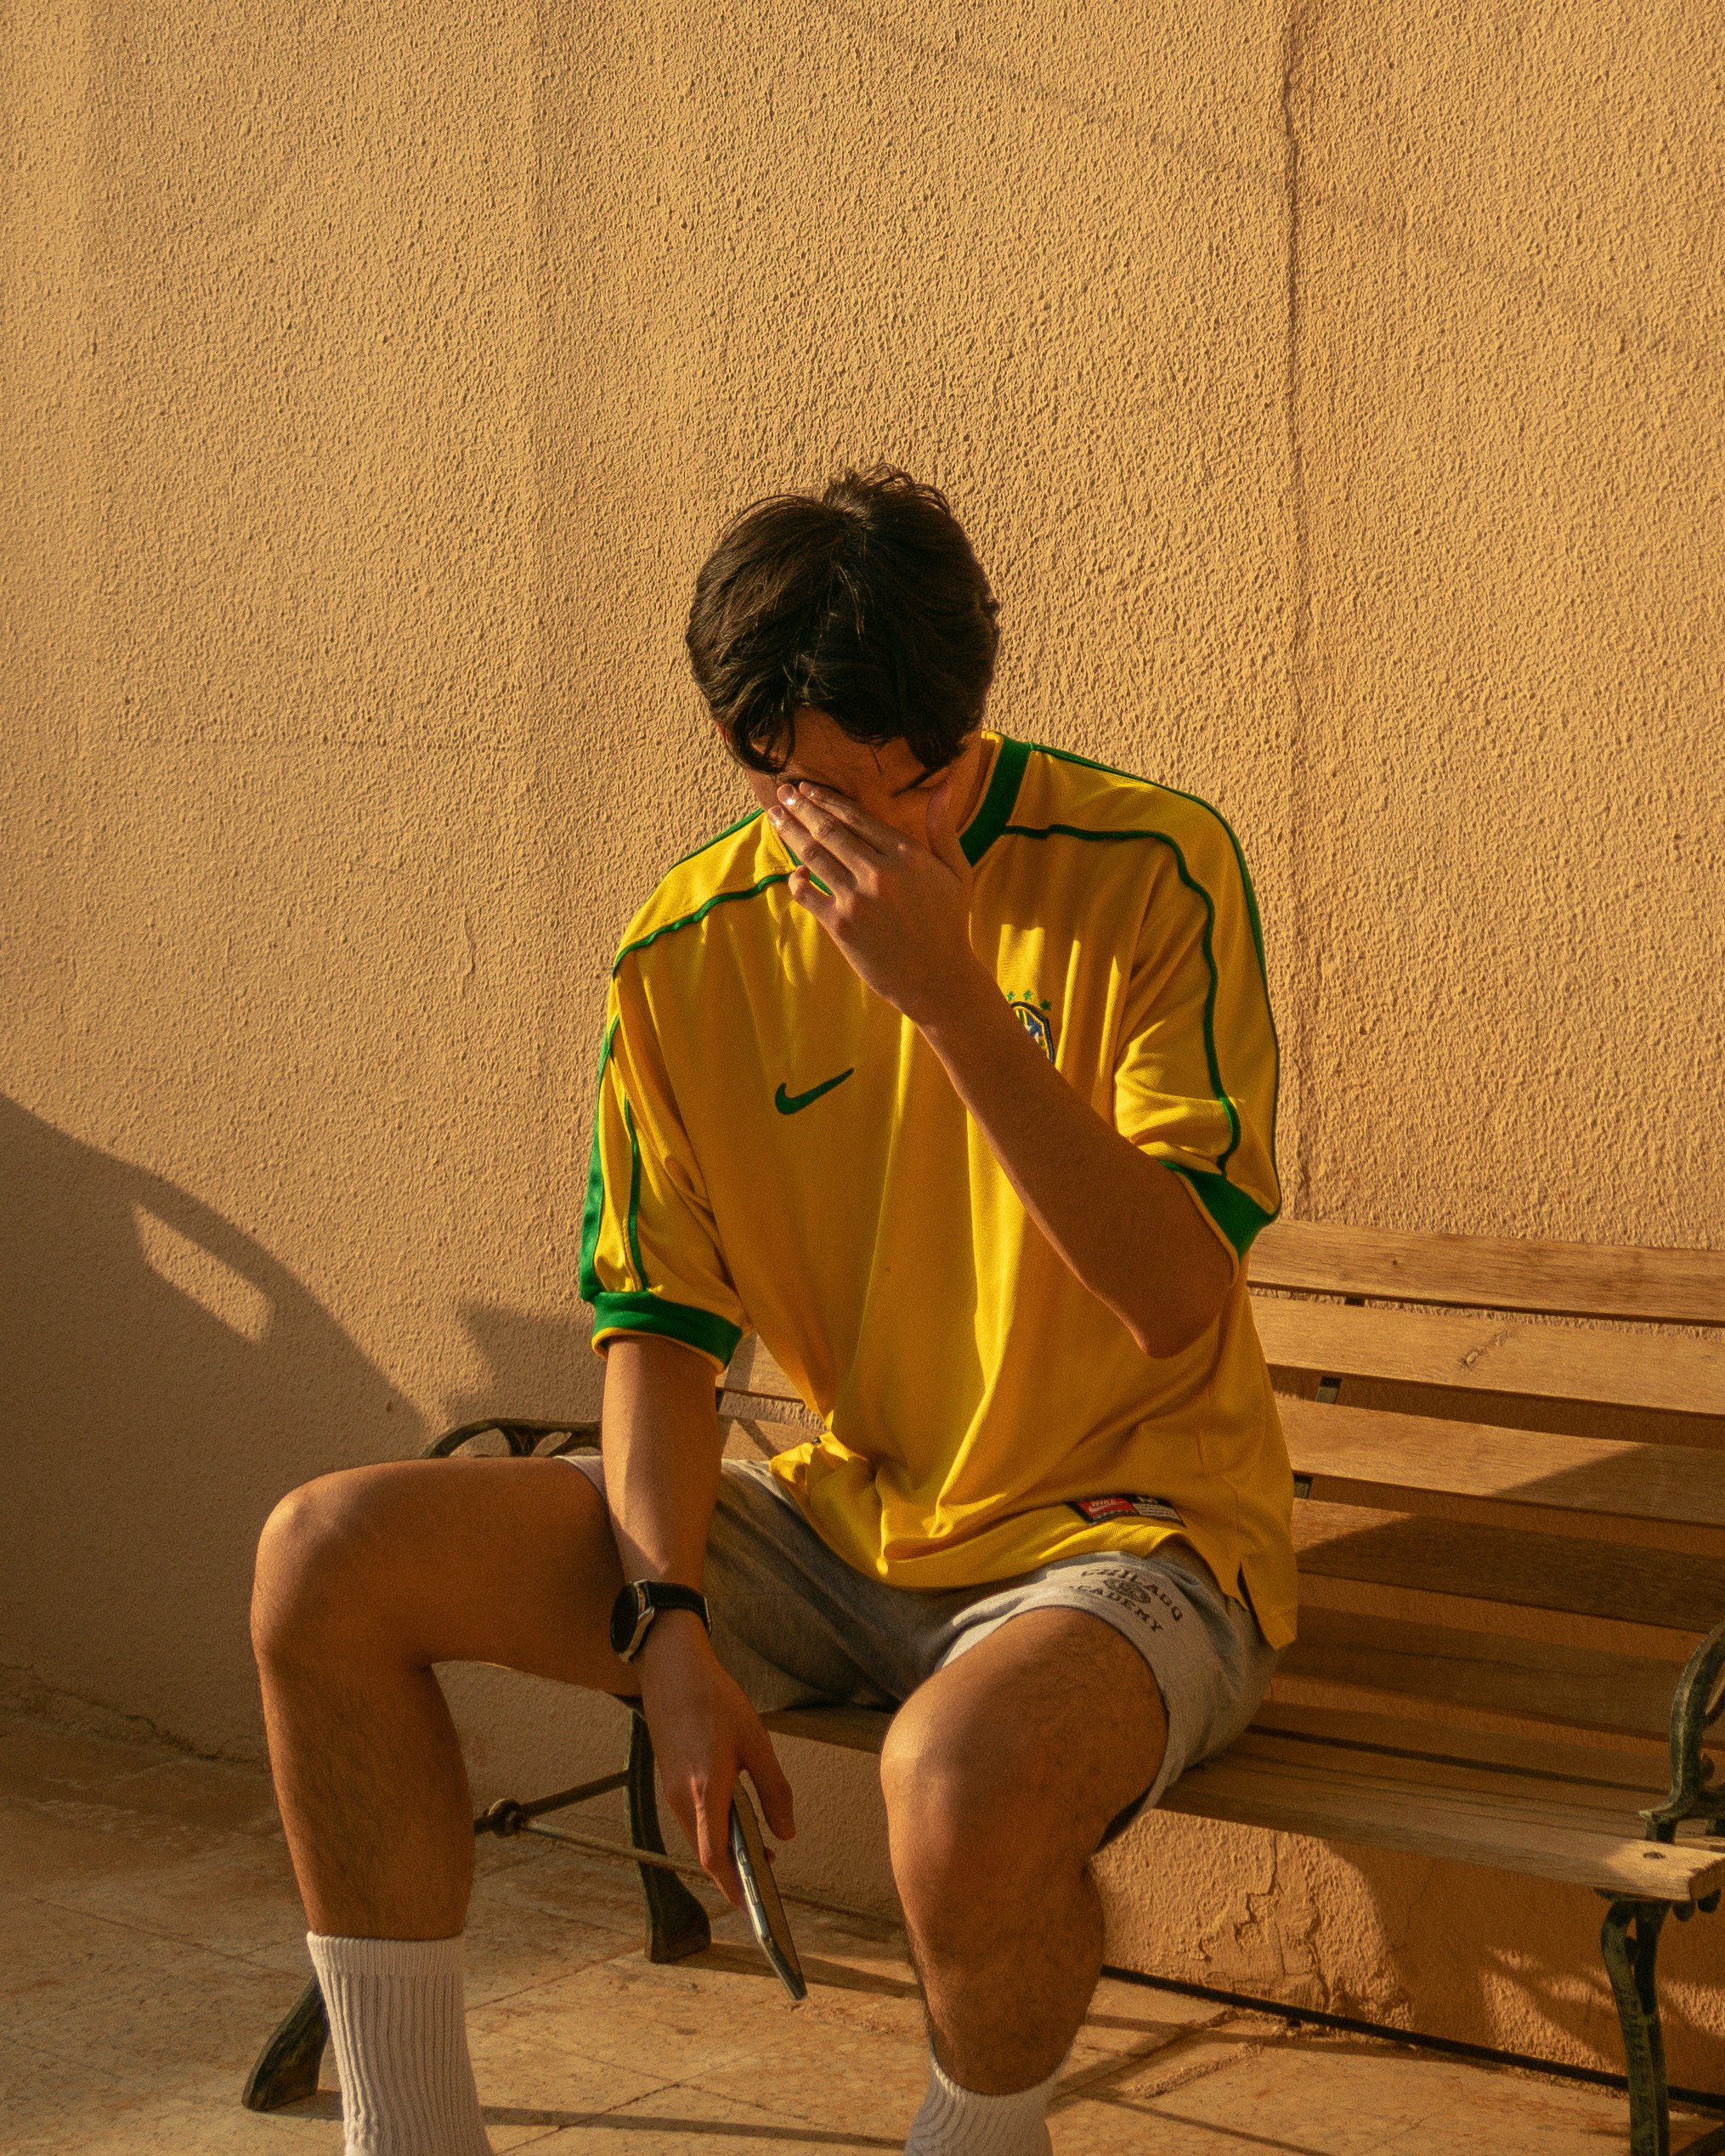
{"left": 252, "top": 1453, "right": 633, "bottom": 1936}
{"left": 880, "top": 1608, "right": 1167, "bottom": 2146}
{"left": 252, "top": 1453, "right": 635, "bottom": 1934}
{"left": 251, "top": 1454, "right": 635, "bottom": 2154}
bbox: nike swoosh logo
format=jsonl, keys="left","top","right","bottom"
{"left": 774, "top": 1067, "right": 855, "bottom": 1116}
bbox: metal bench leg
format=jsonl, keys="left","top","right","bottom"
{"left": 1602, "top": 1898, "right": 1671, "bottom": 2156}
{"left": 241, "top": 1974, "right": 328, "bottom": 2112}
{"left": 626, "top": 1709, "right": 712, "bottom": 1963}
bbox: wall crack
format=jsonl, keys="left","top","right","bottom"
{"left": 1280, "top": 0, "right": 1318, "bottom": 1218}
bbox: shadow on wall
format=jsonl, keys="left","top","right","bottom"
{"left": 0, "top": 1095, "right": 421, "bottom": 1757}
{"left": 446, "top": 1299, "right": 603, "bottom": 1435}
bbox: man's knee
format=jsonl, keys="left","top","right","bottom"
{"left": 251, "top": 1468, "right": 400, "bottom": 1667}
{"left": 252, "top": 1457, "right": 615, "bottom": 1683}
{"left": 879, "top": 1695, "right": 1074, "bottom": 1949}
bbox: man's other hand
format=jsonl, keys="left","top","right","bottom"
{"left": 634, "top": 1608, "right": 795, "bottom": 1906}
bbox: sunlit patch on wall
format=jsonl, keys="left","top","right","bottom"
{"left": 133, "top": 1206, "right": 273, "bottom": 1344}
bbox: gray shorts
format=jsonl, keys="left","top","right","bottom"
{"left": 563, "top": 1451, "right": 1281, "bottom": 1826}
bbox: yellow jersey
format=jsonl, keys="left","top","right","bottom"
{"left": 580, "top": 732, "right": 1297, "bottom": 1649}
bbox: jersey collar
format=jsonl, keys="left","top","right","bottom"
{"left": 959, "top": 734, "right": 1031, "bottom": 866}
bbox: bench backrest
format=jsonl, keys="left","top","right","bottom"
{"left": 721, "top": 1220, "right": 1725, "bottom": 1764}
{"left": 1247, "top": 1220, "right": 1725, "bottom": 1764}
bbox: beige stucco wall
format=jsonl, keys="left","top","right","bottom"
{"left": 6, "top": 0, "right": 1722, "bottom": 2087}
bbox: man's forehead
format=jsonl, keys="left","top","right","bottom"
{"left": 779, "top": 712, "right": 953, "bottom": 795}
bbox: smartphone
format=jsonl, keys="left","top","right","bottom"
{"left": 729, "top": 1781, "right": 806, "bottom": 2002}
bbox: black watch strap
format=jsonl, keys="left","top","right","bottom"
{"left": 610, "top": 1580, "right": 710, "bottom": 1663}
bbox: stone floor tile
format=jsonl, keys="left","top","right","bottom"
{"left": 680, "top": 1931, "right": 926, "bottom": 2042}
{"left": 465, "top": 2006, "right": 675, "bottom": 2120}
{"left": 523, "top": 2081, "right": 903, "bottom": 2151}
{"left": 683, "top": 1989, "right": 935, "bottom": 2141}
{"left": 0, "top": 1786, "right": 232, "bottom": 1894}
{"left": 0, "top": 2031, "right": 127, "bottom": 2148}
{"left": 1043, "top": 2024, "right": 1300, "bottom": 2153}
{"left": 97, "top": 1753, "right": 285, "bottom": 1839}
{"left": 5, "top": 2090, "right": 344, "bottom": 2156}
{"left": 48, "top": 1819, "right": 311, "bottom": 1974}
{"left": 2, "top": 1896, "right": 303, "bottom": 2089}
{"left": 474, "top": 1832, "right": 681, "bottom": 1943}
{"left": 0, "top": 1710, "right": 178, "bottom": 1801}
{"left": 462, "top": 1891, "right": 647, "bottom": 2009}
{"left": 285, "top": 2087, "right": 588, "bottom": 2151}
{"left": 1369, "top": 2070, "right": 1707, "bottom": 2154}
{"left": 1100, "top": 2034, "right": 1423, "bottom": 2155}
{"left": 762, "top": 1898, "right": 911, "bottom": 1978}
{"left": 467, "top": 1949, "right": 819, "bottom": 2090}
{"left": 1059, "top": 1972, "right": 1233, "bottom": 2086}
{"left": 1057, "top": 2030, "right": 1655, "bottom": 2156}
{"left": 8, "top": 1701, "right": 1697, "bottom": 2156}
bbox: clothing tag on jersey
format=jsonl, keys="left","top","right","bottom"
{"left": 1067, "top": 1495, "right": 1184, "bottom": 1525}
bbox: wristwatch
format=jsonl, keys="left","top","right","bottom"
{"left": 609, "top": 1580, "right": 711, "bottom": 1663}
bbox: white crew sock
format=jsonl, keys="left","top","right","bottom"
{"left": 904, "top": 2049, "right": 1062, "bottom": 2155}
{"left": 306, "top": 1932, "right": 493, "bottom": 2156}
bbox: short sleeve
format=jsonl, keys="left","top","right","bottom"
{"left": 1111, "top": 817, "right": 1281, "bottom": 1267}
{"left": 578, "top": 971, "right": 748, "bottom": 1369}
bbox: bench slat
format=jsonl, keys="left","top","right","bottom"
{"left": 1247, "top": 1701, "right": 1682, "bottom": 1785}
{"left": 1292, "top": 1570, "right": 1700, "bottom": 1664}
{"left": 733, "top": 1310, "right": 1725, "bottom": 1435}
{"left": 1294, "top": 1501, "right": 1725, "bottom": 1636}
{"left": 1225, "top": 1726, "right": 1666, "bottom": 1819}
{"left": 1275, "top": 1607, "right": 1685, "bottom": 1744}
{"left": 1251, "top": 1219, "right": 1725, "bottom": 1328}
{"left": 1254, "top": 1296, "right": 1725, "bottom": 1421}
{"left": 763, "top": 1699, "right": 1701, "bottom": 1791}
{"left": 1283, "top": 1396, "right": 1725, "bottom": 1548}
{"left": 1160, "top": 1749, "right": 1725, "bottom": 1899}
{"left": 1225, "top": 1740, "right": 1666, "bottom": 1840}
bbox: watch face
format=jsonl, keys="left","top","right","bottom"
{"left": 609, "top": 1583, "right": 647, "bottom": 1661}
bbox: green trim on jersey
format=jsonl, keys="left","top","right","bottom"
{"left": 663, "top": 806, "right": 766, "bottom": 877}
{"left": 578, "top": 1017, "right": 621, "bottom": 1305}
{"left": 622, "top": 1097, "right": 647, "bottom": 1289}
{"left": 998, "top": 818, "right": 1246, "bottom": 1185}
{"left": 591, "top": 1289, "right": 744, "bottom": 1366}
{"left": 612, "top": 871, "right": 793, "bottom": 976}
{"left": 1006, "top": 737, "right": 1282, "bottom": 1209}
{"left": 1024, "top": 739, "right": 1271, "bottom": 977}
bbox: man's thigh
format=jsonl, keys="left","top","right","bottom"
{"left": 881, "top": 1606, "right": 1168, "bottom": 1875}
{"left": 258, "top": 1454, "right": 635, "bottom": 1694}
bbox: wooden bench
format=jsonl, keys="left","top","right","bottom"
{"left": 245, "top": 1219, "right": 1725, "bottom": 2156}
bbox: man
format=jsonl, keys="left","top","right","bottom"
{"left": 252, "top": 466, "right": 1295, "bottom": 2156}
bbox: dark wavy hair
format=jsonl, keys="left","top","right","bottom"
{"left": 684, "top": 466, "right": 1001, "bottom": 775}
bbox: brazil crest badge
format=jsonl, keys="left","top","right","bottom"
{"left": 1006, "top": 991, "right": 1055, "bottom": 1060}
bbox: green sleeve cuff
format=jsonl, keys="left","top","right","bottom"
{"left": 1165, "top": 1163, "right": 1277, "bottom": 1261}
{"left": 590, "top": 1291, "right": 744, "bottom": 1370}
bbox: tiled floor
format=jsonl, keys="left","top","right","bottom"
{"left": 3, "top": 1704, "right": 1717, "bottom": 2154}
